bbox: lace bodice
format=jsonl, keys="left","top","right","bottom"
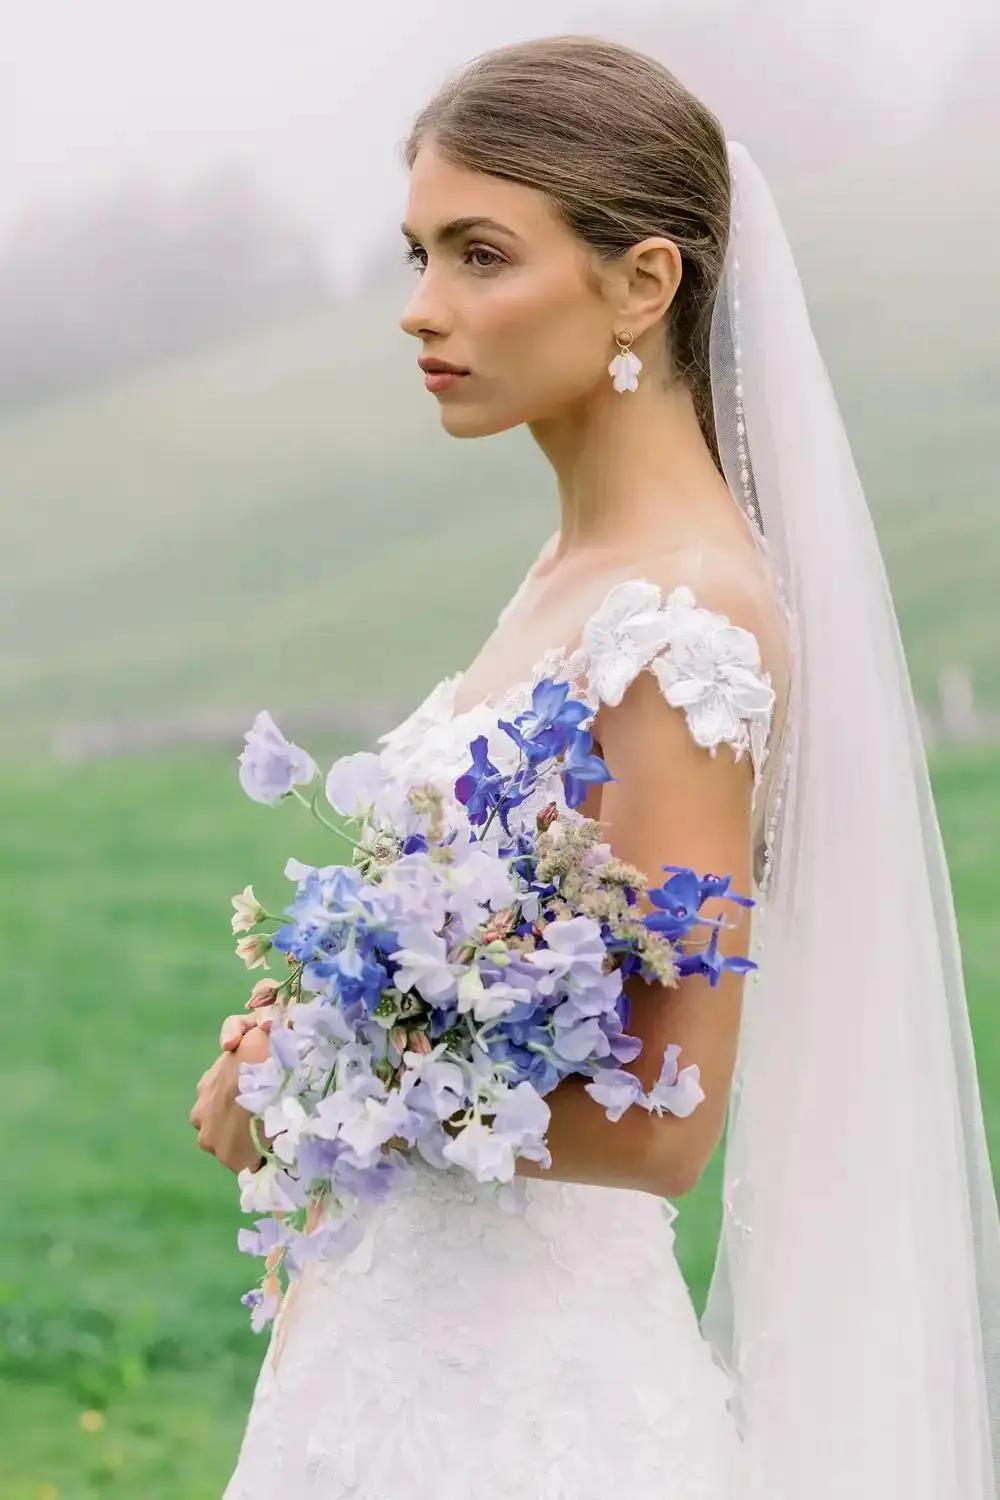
{"left": 376, "top": 573, "right": 785, "bottom": 890}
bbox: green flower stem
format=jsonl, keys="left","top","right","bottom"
{"left": 249, "top": 1115, "right": 277, "bottom": 1163}
{"left": 289, "top": 785, "right": 374, "bottom": 856}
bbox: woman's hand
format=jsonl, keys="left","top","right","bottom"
{"left": 188, "top": 1009, "right": 275, "bottom": 1175}
{"left": 203, "top": 1003, "right": 418, "bottom": 1157}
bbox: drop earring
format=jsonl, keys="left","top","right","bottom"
{"left": 608, "top": 329, "right": 642, "bottom": 394}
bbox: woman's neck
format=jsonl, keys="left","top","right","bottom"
{"left": 529, "top": 373, "right": 733, "bottom": 559}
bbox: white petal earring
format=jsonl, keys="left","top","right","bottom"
{"left": 608, "top": 329, "right": 642, "bottom": 394}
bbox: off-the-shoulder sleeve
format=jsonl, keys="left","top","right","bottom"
{"left": 564, "top": 578, "right": 776, "bottom": 802}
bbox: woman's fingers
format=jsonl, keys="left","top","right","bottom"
{"left": 235, "top": 1024, "right": 272, "bottom": 1065}
{"left": 220, "top": 1013, "right": 257, "bottom": 1050}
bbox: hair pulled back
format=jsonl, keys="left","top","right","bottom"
{"left": 402, "top": 34, "right": 732, "bottom": 469}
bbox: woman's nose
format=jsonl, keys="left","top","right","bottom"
{"left": 399, "top": 278, "right": 449, "bottom": 340}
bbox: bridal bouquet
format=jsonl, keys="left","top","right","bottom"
{"left": 228, "top": 677, "right": 756, "bottom": 1330}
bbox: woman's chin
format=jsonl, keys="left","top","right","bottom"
{"left": 438, "top": 404, "right": 523, "bottom": 440}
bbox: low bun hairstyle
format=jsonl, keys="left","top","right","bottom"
{"left": 401, "top": 34, "right": 732, "bottom": 471}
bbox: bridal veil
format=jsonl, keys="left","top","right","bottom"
{"left": 700, "top": 139, "right": 1000, "bottom": 1497}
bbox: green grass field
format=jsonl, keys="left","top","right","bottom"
{"left": 1, "top": 739, "right": 997, "bottom": 1499}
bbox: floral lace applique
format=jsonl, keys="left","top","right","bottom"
{"left": 561, "top": 579, "right": 775, "bottom": 803}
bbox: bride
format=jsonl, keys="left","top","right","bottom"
{"left": 189, "top": 35, "right": 1000, "bottom": 1498}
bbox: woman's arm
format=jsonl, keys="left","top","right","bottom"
{"left": 514, "top": 572, "right": 766, "bottom": 1199}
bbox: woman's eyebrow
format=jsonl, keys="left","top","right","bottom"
{"left": 399, "top": 216, "right": 522, "bottom": 245}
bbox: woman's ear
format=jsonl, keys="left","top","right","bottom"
{"left": 622, "top": 235, "right": 683, "bottom": 332}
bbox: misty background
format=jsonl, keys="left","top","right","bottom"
{"left": 4, "top": 7, "right": 999, "bottom": 1496}
{"left": 3, "top": 0, "right": 999, "bottom": 764}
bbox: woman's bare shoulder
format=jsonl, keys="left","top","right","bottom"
{"left": 626, "top": 539, "right": 788, "bottom": 659}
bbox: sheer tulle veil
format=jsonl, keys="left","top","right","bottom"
{"left": 700, "top": 139, "right": 1000, "bottom": 1496}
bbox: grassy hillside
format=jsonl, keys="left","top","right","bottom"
{"left": 2, "top": 272, "right": 998, "bottom": 764}
{"left": 0, "top": 739, "right": 997, "bottom": 1498}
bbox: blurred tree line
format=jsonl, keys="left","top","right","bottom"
{"left": 0, "top": 164, "right": 334, "bottom": 409}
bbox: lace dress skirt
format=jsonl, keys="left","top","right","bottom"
{"left": 222, "top": 1156, "right": 741, "bottom": 1499}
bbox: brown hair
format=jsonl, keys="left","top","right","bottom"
{"left": 401, "top": 34, "right": 731, "bottom": 471}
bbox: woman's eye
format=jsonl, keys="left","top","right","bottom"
{"left": 467, "top": 246, "right": 504, "bottom": 270}
{"left": 401, "top": 244, "right": 504, "bottom": 274}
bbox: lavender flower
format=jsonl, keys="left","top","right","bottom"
{"left": 238, "top": 710, "right": 318, "bottom": 805}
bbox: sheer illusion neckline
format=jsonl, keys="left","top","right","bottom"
{"left": 442, "top": 568, "right": 661, "bottom": 723}
{"left": 444, "top": 664, "right": 561, "bottom": 723}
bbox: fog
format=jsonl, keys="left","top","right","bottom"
{"left": 7, "top": 0, "right": 997, "bottom": 291}
{"left": 4, "top": 0, "right": 999, "bottom": 756}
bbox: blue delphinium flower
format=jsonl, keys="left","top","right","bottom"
{"left": 560, "top": 727, "right": 616, "bottom": 809}
{"left": 455, "top": 677, "right": 614, "bottom": 825}
{"left": 643, "top": 867, "right": 706, "bottom": 940}
{"left": 307, "top": 934, "right": 387, "bottom": 1012}
{"left": 646, "top": 865, "right": 757, "bottom": 985}
{"left": 498, "top": 678, "right": 592, "bottom": 763}
{"left": 675, "top": 919, "right": 758, "bottom": 988}
{"left": 492, "top": 762, "right": 544, "bottom": 836}
{"left": 658, "top": 864, "right": 755, "bottom": 908}
{"left": 454, "top": 736, "right": 506, "bottom": 824}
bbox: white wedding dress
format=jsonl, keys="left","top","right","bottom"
{"left": 222, "top": 567, "right": 790, "bottom": 1500}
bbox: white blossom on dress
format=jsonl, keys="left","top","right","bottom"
{"left": 649, "top": 605, "right": 775, "bottom": 767}
{"left": 574, "top": 579, "right": 681, "bottom": 706}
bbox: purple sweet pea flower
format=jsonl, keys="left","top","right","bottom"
{"left": 237, "top": 1216, "right": 292, "bottom": 1258}
{"left": 643, "top": 1042, "right": 705, "bottom": 1118}
{"left": 332, "top": 1151, "right": 413, "bottom": 1202}
{"left": 240, "top": 1286, "right": 282, "bottom": 1333}
{"left": 441, "top": 1119, "right": 517, "bottom": 1183}
{"left": 267, "top": 1020, "right": 306, "bottom": 1073}
{"left": 551, "top": 1011, "right": 611, "bottom": 1062}
{"left": 296, "top": 1135, "right": 346, "bottom": 1183}
{"left": 235, "top": 1055, "right": 286, "bottom": 1114}
{"left": 583, "top": 1066, "right": 646, "bottom": 1121}
{"left": 597, "top": 1005, "right": 644, "bottom": 1065}
{"left": 523, "top": 914, "right": 608, "bottom": 994}
{"left": 238, "top": 710, "right": 318, "bottom": 805}
{"left": 489, "top": 1079, "right": 551, "bottom": 1146}
{"left": 286, "top": 1210, "right": 369, "bottom": 1273}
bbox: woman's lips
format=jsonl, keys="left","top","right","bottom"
{"left": 423, "top": 370, "right": 469, "bottom": 392}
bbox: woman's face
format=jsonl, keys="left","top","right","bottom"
{"left": 398, "top": 138, "right": 624, "bottom": 438}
